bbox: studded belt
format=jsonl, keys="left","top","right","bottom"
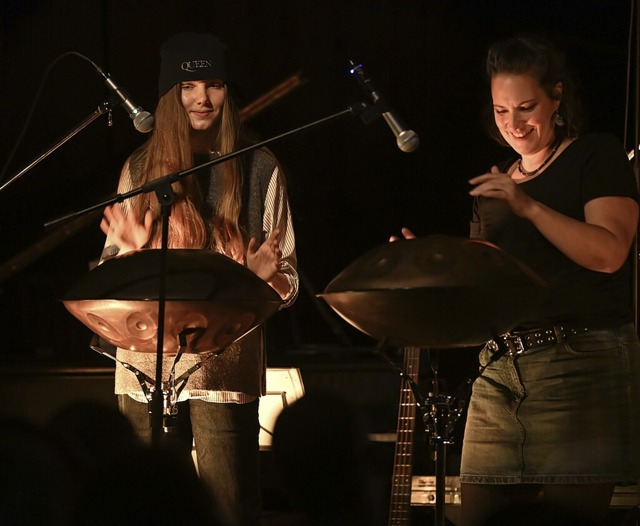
{"left": 489, "top": 326, "right": 590, "bottom": 356}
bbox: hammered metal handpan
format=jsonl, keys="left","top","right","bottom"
{"left": 318, "top": 235, "right": 547, "bottom": 348}
{"left": 63, "top": 249, "right": 282, "bottom": 355}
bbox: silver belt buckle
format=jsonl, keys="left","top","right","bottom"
{"left": 501, "top": 333, "right": 525, "bottom": 356}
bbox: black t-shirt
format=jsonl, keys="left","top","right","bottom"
{"left": 470, "top": 132, "right": 638, "bottom": 329}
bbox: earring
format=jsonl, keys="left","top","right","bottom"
{"left": 553, "top": 111, "right": 565, "bottom": 127}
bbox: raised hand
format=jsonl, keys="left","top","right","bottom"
{"left": 100, "top": 204, "right": 154, "bottom": 254}
{"left": 469, "top": 165, "right": 534, "bottom": 218}
{"left": 246, "top": 228, "right": 282, "bottom": 282}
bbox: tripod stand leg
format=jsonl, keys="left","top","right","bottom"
{"left": 435, "top": 441, "right": 447, "bottom": 526}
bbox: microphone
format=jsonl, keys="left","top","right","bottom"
{"left": 96, "top": 68, "right": 154, "bottom": 133}
{"left": 349, "top": 61, "right": 419, "bottom": 153}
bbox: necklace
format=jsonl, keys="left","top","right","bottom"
{"left": 517, "top": 138, "right": 563, "bottom": 177}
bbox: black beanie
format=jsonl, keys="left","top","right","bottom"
{"left": 158, "top": 32, "right": 227, "bottom": 97}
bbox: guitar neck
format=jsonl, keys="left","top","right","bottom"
{"left": 388, "top": 346, "right": 420, "bottom": 526}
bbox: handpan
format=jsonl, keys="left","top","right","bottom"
{"left": 63, "top": 249, "right": 282, "bottom": 355}
{"left": 318, "top": 235, "right": 547, "bottom": 348}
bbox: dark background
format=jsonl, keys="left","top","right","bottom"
{"left": 0, "top": 2, "right": 638, "bottom": 520}
{"left": 0, "top": 0, "right": 637, "bottom": 441}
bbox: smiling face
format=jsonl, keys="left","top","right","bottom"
{"left": 491, "top": 73, "right": 561, "bottom": 156}
{"left": 180, "top": 79, "right": 226, "bottom": 132}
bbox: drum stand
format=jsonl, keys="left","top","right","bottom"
{"left": 378, "top": 341, "right": 470, "bottom": 526}
{"left": 89, "top": 330, "right": 223, "bottom": 433}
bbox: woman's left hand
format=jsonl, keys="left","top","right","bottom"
{"left": 469, "top": 166, "right": 535, "bottom": 218}
{"left": 469, "top": 165, "right": 640, "bottom": 273}
{"left": 246, "top": 228, "right": 282, "bottom": 282}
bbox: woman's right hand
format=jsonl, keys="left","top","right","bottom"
{"left": 389, "top": 227, "right": 416, "bottom": 242}
{"left": 100, "top": 204, "right": 153, "bottom": 254}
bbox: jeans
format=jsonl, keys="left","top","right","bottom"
{"left": 119, "top": 395, "right": 261, "bottom": 526}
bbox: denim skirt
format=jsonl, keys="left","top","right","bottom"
{"left": 460, "top": 323, "right": 640, "bottom": 484}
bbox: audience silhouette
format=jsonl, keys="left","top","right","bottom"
{"left": 271, "top": 391, "right": 384, "bottom": 526}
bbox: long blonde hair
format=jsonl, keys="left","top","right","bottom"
{"left": 121, "top": 83, "right": 247, "bottom": 261}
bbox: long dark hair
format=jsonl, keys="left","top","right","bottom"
{"left": 484, "top": 34, "right": 584, "bottom": 146}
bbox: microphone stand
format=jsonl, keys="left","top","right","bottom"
{"left": 45, "top": 101, "right": 379, "bottom": 230}
{"left": 47, "top": 100, "right": 382, "bottom": 442}
{"left": 0, "top": 97, "right": 120, "bottom": 193}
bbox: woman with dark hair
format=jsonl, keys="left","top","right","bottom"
{"left": 99, "top": 32, "right": 298, "bottom": 526}
{"left": 392, "top": 34, "right": 640, "bottom": 525}
{"left": 460, "top": 34, "right": 640, "bottom": 525}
